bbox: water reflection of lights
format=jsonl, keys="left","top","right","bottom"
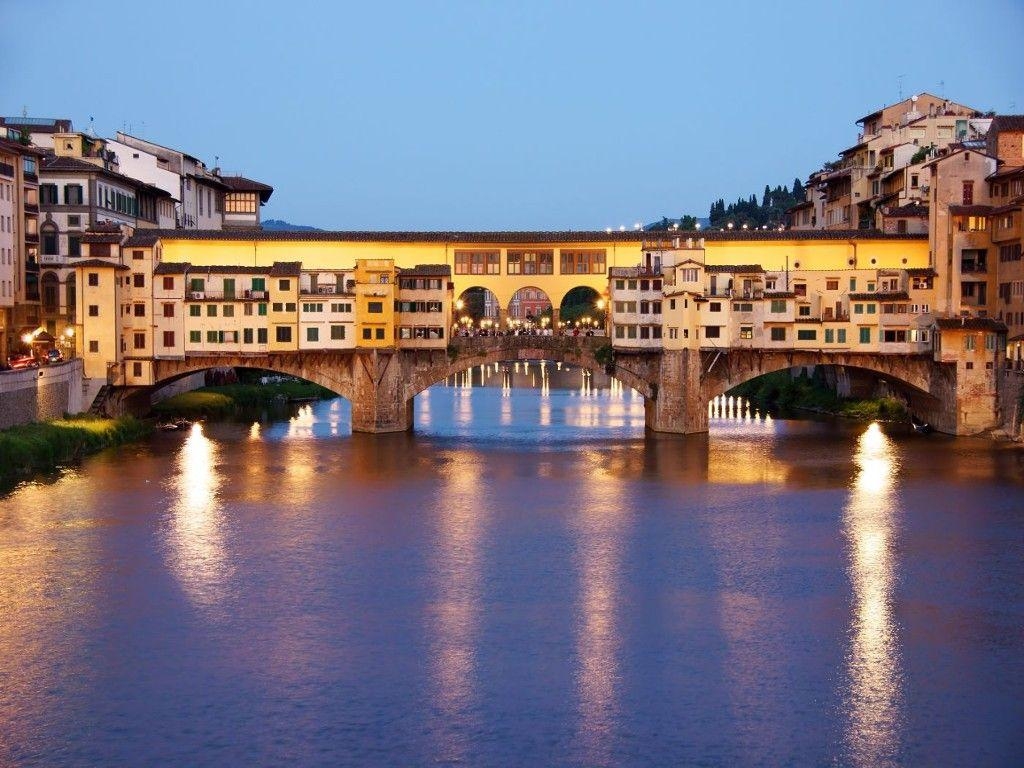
{"left": 248, "top": 421, "right": 261, "bottom": 440}
{"left": 843, "top": 422, "right": 903, "bottom": 767}
{"left": 428, "top": 456, "right": 484, "bottom": 762}
{"left": 167, "top": 423, "right": 229, "bottom": 606}
{"left": 286, "top": 404, "right": 317, "bottom": 439}
{"left": 572, "top": 463, "right": 626, "bottom": 765}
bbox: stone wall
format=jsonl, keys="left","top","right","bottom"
{"left": 0, "top": 359, "right": 84, "bottom": 429}
{"left": 999, "top": 368, "right": 1024, "bottom": 439}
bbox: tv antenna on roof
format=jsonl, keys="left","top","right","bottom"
{"left": 897, "top": 74, "right": 906, "bottom": 101}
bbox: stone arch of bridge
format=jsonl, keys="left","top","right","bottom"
{"left": 401, "top": 339, "right": 656, "bottom": 402}
{"left": 699, "top": 349, "right": 942, "bottom": 410}
{"left": 148, "top": 353, "right": 358, "bottom": 404}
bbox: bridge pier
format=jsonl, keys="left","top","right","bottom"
{"left": 350, "top": 349, "right": 414, "bottom": 433}
{"left": 644, "top": 349, "right": 708, "bottom": 435}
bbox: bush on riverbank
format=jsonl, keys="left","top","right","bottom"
{"left": 729, "top": 369, "right": 907, "bottom": 421}
{"left": 0, "top": 415, "right": 151, "bottom": 488}
{"left": 152, "top": 381, "right": 334, "bottom": 418}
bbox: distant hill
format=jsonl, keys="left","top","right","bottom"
{"left": 261, "top": 219, "right": 321, "bottom": 232}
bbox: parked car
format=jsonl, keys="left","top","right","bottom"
{"left": 45, "top": 349, "right": 64, "bottom": 364}
{"left": 6, "top": 353, "right": 39, "bottom": 370}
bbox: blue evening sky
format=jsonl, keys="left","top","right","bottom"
{"left": 4, "top": 0, "right": 1022, "bottom": 230}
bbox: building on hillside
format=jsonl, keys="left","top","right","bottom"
{"left": 111, "top": 132, "right": 231, "bottom": 229}
{"left": 36, "top": 152, "right": 173, "bottom": 341}
{"left": 881, "top": 202, "right": 929, "bottom": 234}
{"left": 220, "top": 176, "right": 274, "bottom": 229}
{"left": 924, "top": 147, "right": 1000, "bottom": 317}
{"left": 811, "top": 94, "right": 986, "bottom": 231}
{"left": 0, "top": 134, "right": 44, "bottom": 360}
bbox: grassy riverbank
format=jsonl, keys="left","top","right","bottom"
{"left": 152, "top": 381, "right": 334, "bottom": 419}
{"left": 0, "top": 415, "right": 152, "bottom": 489}
{"left": 729, "top": 370, "right": 908, "bottom": 421}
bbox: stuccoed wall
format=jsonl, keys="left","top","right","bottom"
{"left": 0, "top": 359, "right": 84, "bottom": 429}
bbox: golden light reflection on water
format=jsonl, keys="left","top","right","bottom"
{"left": 428, "top": 453, "right": 484, "bottom": 763}
{"left": 166, "top": 422, "right": 230, "bottom": 607}
{"left": 843, "top": 422, "right": 903, "bottom": 766}
{"left": 572, "top": 454, "right": 627, "bottom": 766}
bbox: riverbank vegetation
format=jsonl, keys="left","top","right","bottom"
{"left": 152, "top": 379, "right": 335, "bottom": 419}
{"left": 0, "top": 415, "right": 151, "bottom": 488}
{"left": 729, "top": 369, "right": 908, "bottom": 421}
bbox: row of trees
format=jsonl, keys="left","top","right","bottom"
{"left": 708, "top": 178, "right": 806, "bottom": 229}
{"left": 647, "top": 178, "right": 807, "bottom": 232}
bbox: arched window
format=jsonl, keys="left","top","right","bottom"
{"left": 41, "top": 223, "right": 59, "bottom": 256}
{"left": 41, "top": 271, "right": 59, "bottom": 313}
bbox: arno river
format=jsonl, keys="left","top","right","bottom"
{"left": 1, "top": 364, "right": 1022, "bottom": 767}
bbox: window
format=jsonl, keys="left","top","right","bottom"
{"left": 375, "top": 328, "right": 385, "bottom": 339}
{"left": 331, "top": 325, "right": 346, "bottom": 340}
{"left": 257, "top": 328, "right": 268, "bottom": 344}
{"left": 88, "top": 304, "right": 98, "bottom": 317}
{"left": 454, "top": 250, "right": 500, "bottom": 275}
{"left": 962, "top": 180, "right": 974, "bottom": 205}
{"left": 560, "top": 250, "right": 606, "bottom": 274}
{"left": 854, "top": 303, "right": 863, "bottom": 315}
{"left": 739, "top": 326, "right": 753, "bottom": 339}
{"left": 709, "top": 302, "right": 721, "bottom": 312}
{"left": 133, "top": 274, "right": 145, "bottom": 288}
{"left": 190, "top": 278, "right": 205, "bottom": 292}
{"left": 770, "top": 327, "right": 786, "bottom": 341}
{"left": 770, "top": 300, "right": 787, "bottom": 313}
{"left": 883, "top": 330, "right": 907, "bottom": 343}
{"left": 252, "top": 278, "right": 266, "bottom": 292}
{"left": 189, "top": 305, "right": 201, "bottom": 317}
{"left": 258, "top": 303, "right": 267, "bottom": 316}
{"left": 368, "top": 301, "right": 383, "bottom": 313}
{"left": 223, "top": 278, "right": 235, "bottom": 299}
{"left": 132, "top": 363, "right": 142, "bottom": 378}
{"left": 89, "top": 340, "right": 99, "bottom": 353}
{"left": 798, "top": 305, "right": 811, "bottom": 317}
{"left": 331, "top": 302, "right": 352, "bottom": 313}
{"left": 837, "top": 329, "right": 846, "bottom": 343}
{"left": 797, "top": 329, "right": 817, "bottom": 341}
{"left": 825, "top": 329, "right": 834, "bottom": 343}
{"left": 207, "top": 330, "right": 219, "bottom": 344}
{"left": 859, "top": 327, "right": 871, "bottom": 344}
{"left": 162, "top": 276, "right": 175, "bottom": 290}
{"left": 849, "top": 278, "right": 856, "bottom": 291}
{"left": 285, "top": 302, "right": 296, "bottom": 312}
{"left": 910, "top": 174, "right": 919, "bottom": 189}
{"left": 88, "top": 273, "right": 99, "bottom": 287}
{"left": 275, "top": 326, "right": 292, "bottom": 343}
{"left": 133, "top": 332, "right": 145, "bottom": 349}
{"left": 826, "top": 279, "right": 839, "bottom": 291}
{"left": 207, "top": 305, "right": 218, "bottom": 317}
{"left": 272, "top": 302, "right": 283, "bottom": 312}
{"left": 307, "top": 327, "right": 319, "bottom": 342}
{"left": 68, "top": 235, "right": 81, "bottom": 258}
{"left": 866, "top": 304, "right": 876, "bottom": 315}
{"left": 223, "top": 305, "right": 234, "bottom": 318}
{"left": 507, "top": 250, "right": 553, "bottom": 275}
{"left": 133, "top": 304, "right": 145, "bottom": 317}
{"left": 243, "top": 328, "right": 253, "bottom": 344}
{"left": 132, "top": 250, "right": 144, "bottom": 261}
{"left": 704, "top": 326, "right": 721, "bottom": 338}
{"left": 278, "top": 279, "right": 291, "bottom": 291}
{"left": 669, "top": 299, "right": 676, "bottom": 310}
{"left": 362, "top": 328, "right": 372, "bottom": 340}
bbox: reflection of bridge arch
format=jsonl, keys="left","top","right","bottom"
{"left": 407, "top": 336, "right": 658, "bottom": 401}
{"left": 699, "top": 349, "right": 947, "bottom": 420}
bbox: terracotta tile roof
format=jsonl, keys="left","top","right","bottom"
{"left": 399, "top": 264, "right": 451, "bottom": 276}
{"left": 220, "top": 175, "right": 274, "bottom": 203}
{"left": 69, "top": 258, "right": 130, "bottom": 270}
{"left": 704, "top": 264, "right": 765, "bottom": 274}
{"left": 129, "top": 228, "right": 928, "bottom": 244}
{"left": 935, "top": 317, "right": 1008, "bottom": 332}
{"left": 989, "top": 115, "right": 1024, "bottom": 133}
{"left": 850, "top": 291, "right": 910, "bottom": 301}
{"left": 123, "top": 232, "right": 161, "bottom": 247}
{"left": 764, "top": 291, "right": 796, "bottom": 299}
{"left": 269, "top": 261, "right": 302, "bottom": 277}
{"left": 986, "top": 165, "right": 1024, "bottom": 182}
{"left": 948, "top": 205, "right": 994, "bottom": 216}
{"left": 153, "top": 262, "right": 190, "bottom": 275}
{"left": 905, "top": 267, "right": 937, "bottom": 277}
{"left": 0, "top": 137, "right": 46, "bottom": 157}
{"left": 885, "top": 203, "right": 928, "bottom": 217}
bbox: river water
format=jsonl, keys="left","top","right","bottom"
{"left": 1, "top": 366, "right": 1023, "bottom": 767}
